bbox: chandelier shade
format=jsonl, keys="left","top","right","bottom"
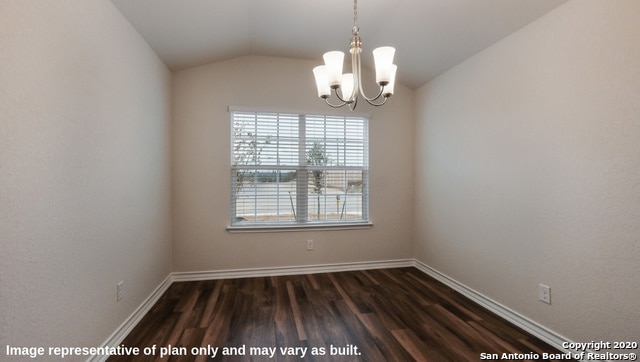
{"left": 313, "top": 0, "right": 397, "bottom": 110}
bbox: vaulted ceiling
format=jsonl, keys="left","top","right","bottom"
{"left": 111, "top": 0, "right": 568, "bottom": 89}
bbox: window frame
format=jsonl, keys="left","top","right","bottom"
{"left": 227, "top": 107, "right": 372, "bottom": 232}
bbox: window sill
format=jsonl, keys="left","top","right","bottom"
{"left": 226, "top": 222, "right": 373, "bottom": 233}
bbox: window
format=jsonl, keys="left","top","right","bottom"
{"left": 230, "top": 108, "right": 369, "bottom": 229}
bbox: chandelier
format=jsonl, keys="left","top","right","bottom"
{"left": 313, "top": 0, "right": 397, "bottom": 110}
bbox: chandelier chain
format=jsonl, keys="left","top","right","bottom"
{"left": 353, "top": 0, "right": 359, "bottom": 35}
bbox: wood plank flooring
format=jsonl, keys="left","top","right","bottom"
{"left": 108, "top": 268, "right": 570, "bottom": 361}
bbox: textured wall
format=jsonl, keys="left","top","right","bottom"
{"left": 171, "top": 55, "right": 415, "bottom": 272}
{"left": 414, "top": 0, "right": 639, "bottom": 344}
{"left": 0, "top": 0, "right": 172, "bottom": 356}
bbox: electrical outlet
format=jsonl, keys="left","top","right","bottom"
{"left": 539, "top": 284, "right": 550, "bottom": 304}
{"left": 306, "top": 239, "right": 314, "bottom": 251}
{"left": 116, "top": 281, "right": 124, "bottom": 302}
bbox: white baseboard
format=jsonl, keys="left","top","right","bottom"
{"left": 88, "top": 275, "right": 172, "bottom": 362}
{"left": 90, "top": 259, "right": 412, "bottom": 361}
{"left": 412, "top": 260, "right": 582, "bottom": 358}
{"left": 171, "top": 259, "right": 414, "bottom": 282}
{"left": 92, "top": 259, "right": 583, "bottom": 362}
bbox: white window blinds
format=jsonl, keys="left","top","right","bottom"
{"left": 231, "top": 109, "right": 369, "bottom": 226}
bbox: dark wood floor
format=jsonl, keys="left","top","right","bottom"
{"left": 108, "top": 267, "right": 569, "bottom": 361}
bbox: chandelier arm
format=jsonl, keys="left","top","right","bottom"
{"left": 349, "top": 96, "right": 358, "bottom": 111}
{"left": 360, "top": 86, "right": 386, "bottom": 103}
{"left": 324, "top": 96, "right": 349, "bottom": 108}
{"left": 352, "top": 48, "right": 385, "bottom": 103}
{"left": 334, "top": 88, "right": 349, "bottom": 103}
{"left": 364, "top": 94, "right": 390, "bottom": 107}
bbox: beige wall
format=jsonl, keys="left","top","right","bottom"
{"left": 0, "top": 0, "right": 172, "bottom": 354}
{"left": 4, "top": 0, "right": 637, "bottom": 354}
{"left": 414, "top": 0, "right": 639, "bottom": 344}
{"left": 171, "top": 55, "right": 415, "bottom": 272}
